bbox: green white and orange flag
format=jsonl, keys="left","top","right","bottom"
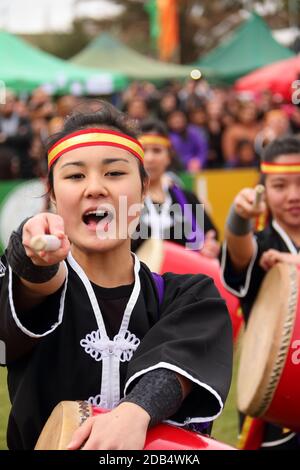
{"left": 145, "top": 0, "right": 179, "bottom": 61}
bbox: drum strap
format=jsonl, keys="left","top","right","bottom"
{"left": 151, "top": 272, "right": 164, "bottom": 317}
{"left": 238, "top": 416, "right": 265, "bottom": 450}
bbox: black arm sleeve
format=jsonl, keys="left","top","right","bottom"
{"left": 122, "top": 368, "right": 183, "bottom": 427}
{"left": 0, "top": 255, "right": 66, "bottom": 365}
{"left": 125, "top": 273, "right": 233, "bottom": 426}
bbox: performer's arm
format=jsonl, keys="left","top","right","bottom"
{"left": 6, "top": 213, "right": 69, "bottom": 311}
{"left": 67, "top": 369, "right": 192, "bottom": 450}
{"left": 225, "top": 187, "right": 266, "bottom": 271}
{"left": 15, "top": 264, "right": 67, "bottom": 312}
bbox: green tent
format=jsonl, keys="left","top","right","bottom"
{"left": 70, "top": 33, "right": 197, "bottom": 82}
{"left": 0, "top": 31, "right": 127, "bottom": 94}
{"left": 195, "top": 13, "right": 295, "bottom": 84}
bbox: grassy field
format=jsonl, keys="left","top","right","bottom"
{"left": 0, "top": 356, "right": 239, "bottom": 450}
{"left": 0, "top": 368, "right": 9, "bottom": 450}
{"left": 212, "top": 351, "right": 239, "bottom": 447}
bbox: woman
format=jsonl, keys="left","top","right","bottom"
{"left": 132, "top": 119, "right": 219, "bottom": 258}
{"left": 0, "top": 101, "right": 232, "bottom": 450}
{"left": 166, "top": 109, "right": 208, "bottom": 172}
{"left": 221, "top": 135, "right": 300, "bottom": 449}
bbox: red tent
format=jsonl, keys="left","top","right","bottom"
{"left": 235, "top": 55, "right": 300, "bottom": 101}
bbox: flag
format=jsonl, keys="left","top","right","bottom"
{"left": 145, "top": 0, "right": 160, "bottom": 48}
{"left": 158, "top": 0, "right": 179, "bottom": 61}
{"left": 145, "top": 0, "right": 179, "bottom": 61}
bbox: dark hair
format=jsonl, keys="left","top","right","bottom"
{"left": 166, "top": 108, "right": 188, "bottom": 121}
{"left": 46, "top": 100, "right": 148, "bottom": 191}
{"left": 262, "top": 136, "right": 300, "bottom": 163}
{"left": 139, "top": 118, "right": 184, "bottom": 173}
{"left": 0, "top": 148, "right": 20, "bottom": 180}
{"left": 140, "top": 118, "right": 169, "bottom": 137}
{"left": 259, "top": 135, "right": 300, "bottom": 184}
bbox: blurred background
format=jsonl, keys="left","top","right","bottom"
{"left": 0, "top": 0, "right": 300, "bottom": 450}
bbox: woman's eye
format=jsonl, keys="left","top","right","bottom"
{"left": 65, "top": 174, "right": 84, "bottom": 180}
{"left": 106, "top": 171, "right": 125, "bottom": 176}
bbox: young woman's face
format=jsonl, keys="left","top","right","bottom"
{"left": 52, "top": 145, "right": 145, "bottom": 252}
{"left": 143, "top": 144, "right": 171, "bottom": 183}
{"left": 265, "top": 154, "right": 300, "bottom": 231}
{"left": 167, "top": 112, "right": 187, "bottom": 133}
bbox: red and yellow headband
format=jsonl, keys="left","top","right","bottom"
{"left": 261, "top": 162, "right": 300, "bottom": 174}
{"left": 48, "top": 128, "right": 144, "bottom": 169}
{"left": 138, "top": 134, "right": 171, "bottom": 148}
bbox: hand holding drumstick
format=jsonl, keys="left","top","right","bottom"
{"left": 252, "top": 184, "right": 265, "bottom": 210}
{"left": 30, "top": 235, "right": 62, "bottom": 252}
{"left": 234, "top": 184, "right": 266, "bottom": 220}
{"left": 22, "top": 213, "right": 70, "bottom": 267}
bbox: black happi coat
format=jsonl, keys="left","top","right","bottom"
{"left": 0, "top": 254, "right": 232, "bottom": 449}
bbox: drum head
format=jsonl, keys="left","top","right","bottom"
{"left": 237, "top": 263, "right": 298, "bottom": 416}
{"left": 35, "top": 401, "right": 92, "bottom": 450}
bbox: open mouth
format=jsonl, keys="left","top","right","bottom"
{"left": 82, "top": 210, "right": 113, "bottom": 228}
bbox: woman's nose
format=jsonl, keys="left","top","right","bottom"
{"left": 144, "top": 152, "right": 154, "bottom": 163}
{"left": 84, "top": 177, "right": 108, "bottom": 198}
{"left": 287, "top": 185, "right": 300, "bottom": 201}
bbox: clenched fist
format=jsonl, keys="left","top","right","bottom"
{"left": 22, "top": 213, "right": 70, "bottom": 266}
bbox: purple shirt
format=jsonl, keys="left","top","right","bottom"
{"left": 169, "top": 125, "right": 208, "bottom": 169}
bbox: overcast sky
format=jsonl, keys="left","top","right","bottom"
{"left": 0, "top": 0, "right": 123, "bottom": 33}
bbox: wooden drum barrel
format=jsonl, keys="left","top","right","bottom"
{"left": 35, "top": 401, "right": 235, "bottom": 450}
{"left": 237, "top": 263, "right": 300, "bottom": 431}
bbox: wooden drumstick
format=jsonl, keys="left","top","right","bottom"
{"left": 30, "top": 235, "right": 61, "bottom": 252}
{"left": 253, "top": 184, "right": 265, "bottom": 209}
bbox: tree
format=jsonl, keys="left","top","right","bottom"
{"left": 23, "top": 21, "right": 90, "bottom": 60}
{"left": 26, "top": 1, "right": 297, "bottom": 63}
{"left": 112, "top": 0, "right": 293, "bottom": 63}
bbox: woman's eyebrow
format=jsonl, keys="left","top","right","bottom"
{"left": 102, "top": 158, "right": 130, "bottom": 165}
{"left": 270, "top": 177, "right": 287, "bottom": 182}
{"left": 60, "top": 161, "right": 85, "bottom": 169}
{"left": 60, "top": 158, "right": 130, "bottom": 169}
{"left": 270, "top": 175, "right": 286, "bottom": 180}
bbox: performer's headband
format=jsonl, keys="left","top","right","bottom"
{"left": 261, "top": 162, "right": 300, "bottom": 174}
{"left": 138, "top": 134, "right": 171, "bottom": 148}
{"left": 48, "top": 128, "right": 144, "bottom": 169}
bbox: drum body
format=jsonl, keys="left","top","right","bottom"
{"left": 237, "top": 263, "right": 300, "bottom": 431}
{"left": 35, "top": 401, "right": 235, "bottom": 450}
{"left": 137, "top": 239, "right": 243, "bottom": 342}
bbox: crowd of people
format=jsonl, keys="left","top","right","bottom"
{"left": 2, "top": 78, "right": 300, "bottom": 181}
{"left": 0, "top": 79, "right": 300, "bottom": 452}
